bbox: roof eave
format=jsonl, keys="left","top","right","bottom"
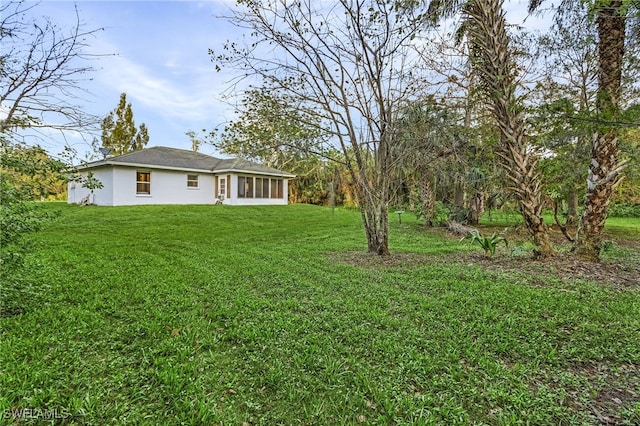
{"left": 213, "top": 168, "right": 296, "bottom": 178}
{"left": 78, "top": 161, "right": 215, "bottom": 174}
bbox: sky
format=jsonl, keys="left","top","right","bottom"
{"left": 21, "top": 0, "right": 240, "bottom": 160}
{"left": 17, "top": 0, "right": 544, "bottom": 161}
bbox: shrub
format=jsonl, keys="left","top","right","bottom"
{"left": 608, "top": 202, "right": 640, "bottom": 218}
{"left": 470, "top": 231, "right": 508, "bottom": 257}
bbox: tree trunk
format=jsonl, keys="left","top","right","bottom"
{"left": 466, "top": 0, "right": 554, "bottom": 257}
{"left": 421, "top": 173, "right": 435, "bottom": 227}
{"left": 452, "top": 179, "right": 465, "bottom": 221}
{"left": 361, "top": 199, "right": 390, "bottom": 255}
{"left": 352, "top": 140, "right": 392, "bottom": 256}
{"left": 469, "top": 191, "right": 484, "bottom": 225}
{"left": 574, "top": 132, "right": 620, "bottom": 261}
{"left": 566, "top": 188, "right": 579, "bottom": 226}
{"left": 574, "top": 1, "right": 626, "bottom": 261}
{"left": 504, "top": 141, "right": 554, "bottom": 257}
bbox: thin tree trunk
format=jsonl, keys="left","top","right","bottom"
{"left": 453, "top": 177, "right": 464, "bottom": 215}
{"left": 421, "top": 173, "right": 435, "bottom": 227}
{"left": 360, "top": 188, "right": 391, "bottom": 255}
{"left": 566, "top": 188, "right": 579, "bottom": 226}
{"left": 469, "top": 190, "right": 484, "bottom": 225}
{"left": 574, "top": 1, "right": 626, "bottom": 261}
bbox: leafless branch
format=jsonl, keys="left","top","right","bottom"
{"left": 0, "top": 0, "right": 104, "bottom": 137}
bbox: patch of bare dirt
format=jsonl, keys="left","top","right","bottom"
{"left": 326, "top": 226, "right": 639, "bottom": 290}
{"left": 456, "top": 224, "right": 640, "bottom": 290}
{"left": 461, "top": 252, "right": 639, "bottom": 290}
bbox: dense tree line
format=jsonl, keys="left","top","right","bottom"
{"left": 211, "top": 0, "right": 639, "bottom": 260}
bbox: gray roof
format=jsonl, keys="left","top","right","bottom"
{"left": 79, "top": 146, "right": 296, "bottom": 177}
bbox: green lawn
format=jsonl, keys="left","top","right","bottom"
{"left": 1, "top": 204, "right": 639, "bottom": 424}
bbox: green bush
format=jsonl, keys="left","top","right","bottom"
{"left": 1, "top": 142, "right": 62, "bottom": 313}
{"left": 470, "top": 231, "right": 508, "bottom": 257}
{"left": 608, "top": 202, "right": 640, "bottom": 218}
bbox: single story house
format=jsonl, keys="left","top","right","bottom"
{"left": 68, "top": 146, "right": 296, "bottom": 206}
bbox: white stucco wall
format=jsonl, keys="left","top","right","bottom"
{"left": 111, "top": 167, "right": 216, "bottom": 206}
{"left": 67, "top": 167, "right": 113, "bottom": 205}
{"left": 68, "top": 167, "right": 291, "bottom": 206}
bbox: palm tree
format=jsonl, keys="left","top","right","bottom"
{"left": 426, "top": 0, "right": 554, "bottom": 257}
{"left": 530, "top": 0, "right": 633, "bottom": 261}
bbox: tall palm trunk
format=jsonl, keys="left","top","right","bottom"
{"left": 465, "top": 0, "right": 553, "bottom": 257}
{"left": 574, "top": 1, "right": 627, "bottom": 261}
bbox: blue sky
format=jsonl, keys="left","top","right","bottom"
{"left": 24, "top": 0, "right": 238, "bottom": 159}
{"left": 21, "top": 1, "right": 541, "bottom": 160}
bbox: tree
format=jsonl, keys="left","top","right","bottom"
{"left": 0, "top": 1, "right": 101, "bottom": 134}
{"left": 394, "top": 99, "right": 469, "bottom": 226}
{"left": 1, "top": 1, "right": 98, "bottom": 287}
{"left": 209, "top": 87, "right": 336, "bottom": 204}
{"left": 0, "top": 143, "right": 67, "bottom": 200}
{"left": 427, "top": 0, "right": 554, "bottom": 257}
{"left": 529, "top": 0, "right": 638, "bottom": 260}
{"left": 186, "top": 130, "right": 204, "bottom": 152}
{"left": 212, "top": 0, "right": 427, "bottom": 255}
{"left": 531, "top": 2, "right": 599, "bottom": 226}
{"left": 0, "top": 140, "right": 63, "bottom": 278}
{"left": 100, "top": 93, "right": 149, "bottom": 155}
{"left": 211, "top": 88, "right": 328, "bottom": 166}
{"left": 412, "top": 35, "right": 503, "bottom": 226}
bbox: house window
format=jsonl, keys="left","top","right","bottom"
{"left": 270, "top": 178, "right": 283, "bottom": 199}
{"left": 219, "top": 178, "right": 226, "bottom": 198}
{"left": 246, "top": 176, "right": 254, "bottom": 198}
{"left": 238, "top": 176, "right": 254, "bottom": 198}
{"left": 136, "top": 171, "right": 150, "bottom": 194}
{"left": 255, "top": 177, "right": 263, "bottom": 198}
{"left": 238, "top": 176, "right": 245, "bottom": 198}
{"left": 255, "top": 177, "right": 272, "bottom": 198}
{"left": 187, "top": 174, "right": 198, "bottom": 188}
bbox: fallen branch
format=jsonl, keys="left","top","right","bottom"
{"left": 446, "top": 221, "right": 478, "bottom": 238}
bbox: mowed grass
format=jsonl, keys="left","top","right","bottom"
{"left": 1, "top": 204, "right": 639, "bottom": 425}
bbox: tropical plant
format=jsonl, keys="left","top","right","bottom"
{"left": 470, "top": 231, "right": 508, "bottom": 257}
{"left": 79, "top": 171, "right": 104, "bottom": 205}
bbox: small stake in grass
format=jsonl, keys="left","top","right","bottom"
{"left": 470, "top": 231, "right": 508, "bottom": 257}
{"left": 395, "top": 210, "right": 404, "bottom": 224}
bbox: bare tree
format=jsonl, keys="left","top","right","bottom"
{"left": 212, "top": 0, "right": 426, "bottom": 255}
{"left": 0, "top": 0, "right": 101, "bottom": 136}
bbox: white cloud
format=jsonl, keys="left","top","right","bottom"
{"left": 83, "top": 26, "right": 232, "bottom": 132}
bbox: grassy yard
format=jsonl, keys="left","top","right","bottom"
{"left": 1, "top": 204, "right": 639, "bottom": 425}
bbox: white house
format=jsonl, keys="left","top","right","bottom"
{"left": 68, "top": 146, "right": 296, "bottom": 206}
